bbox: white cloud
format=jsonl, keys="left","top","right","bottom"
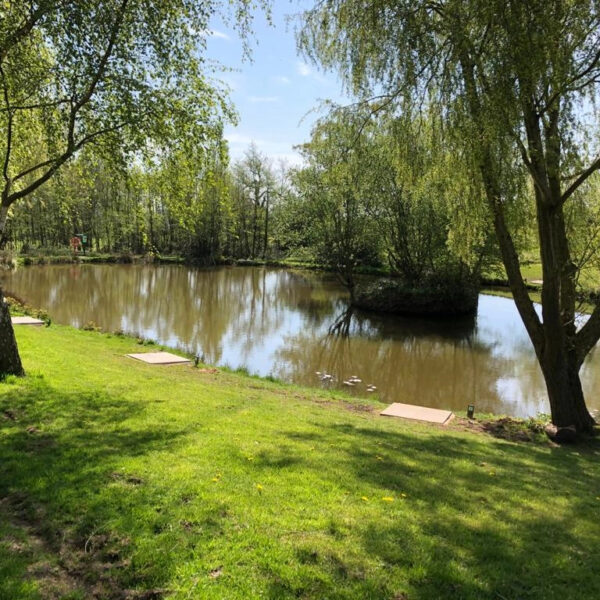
{"left": 192, "top": 27, "right": 231, "bottom": 40}
{"left": 248, "top": 95, "right": 280, "bottom": 103}
{"left": 209, "top": 29, "right": 230, "bottom": 40}
{"left": 296, "top": 61, "right": 330, "bottom": 84}
{"left": 296, "top": 61, "right": 312, "bottom": 77}
{"left": 271, "top": 152, "right": 305, "bottom": 167}
{"left": 224, "top": 132, "right": 304, "bottom": 166}
{"left": 219, "top": 75, "right": 238, "bottom": 91}
{"left": 274, "top": 75, "right": 291, "bottom": 85}
{"left": 225, "top": 133, "right": 255, "bottom": 146}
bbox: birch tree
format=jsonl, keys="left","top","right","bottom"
{"left": 0, "top": 0, "right": 264, "bottom": 376}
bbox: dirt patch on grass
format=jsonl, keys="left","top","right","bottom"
{"left": 110, "top": 472, "right": 144, "bottom": 485}
{"left": 2, "top": 408, "right": 18, "bottom": 421}
{"left": 0, "top": 493, "right": 165, "bottom": 599}
{"left": 313, "top": 397, "right": 376, "bottom": 415}
{"left": 452, "top": 416, "right": 547, "bottom": 442}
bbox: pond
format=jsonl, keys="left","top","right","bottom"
{"left": 3, "top": 263, "right": 599, "bottom": 418}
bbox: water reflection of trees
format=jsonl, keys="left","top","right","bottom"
{"left": 3, "top": 264, "right": 598, "bottom": 417}
{"left": 274, "top": 307, "right": 552, "bottom": 417}
{"left": 1, "top": 265, "right": 343, "bottom": 366}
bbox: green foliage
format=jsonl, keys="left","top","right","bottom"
{"left": 298, "top": 0, "right": 600, "bottom": 431}
{"left": 0, "top": 1, "right": 267, "bottom": 237}
{"left": 5, "top": 294, "right": 48, "bottom": 322}
{"left": 286, "top": 107, "right": 485, "bottom": 296}
{"left": 228, "top": 143, "right": 278, "bottom": 260}
{"left": 354, "top": 272, "right": 479, "bottom": 316}
{"left": 293, "top": 110, "right": 383, "bottom": 295}
{"left": 371, "top": 113, "right": 487, "bottom": 281}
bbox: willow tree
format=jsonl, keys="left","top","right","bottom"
{"left": 0, "top": 0, "right": 262, "bottom": 377}
{"left": 301, "top": 0, "right": 600, "bottom": 434}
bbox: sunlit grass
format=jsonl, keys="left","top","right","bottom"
{"left": 1, "top": 325, "right": 599, "bottom": 599}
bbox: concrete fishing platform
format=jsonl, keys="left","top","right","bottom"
{"left": 381, "top": 402, "right": 454, "bottom": 425}
{"left": 127, "top": 352, "right": 191, "bottom": 365}
{"left": 11, "top": 316, "right": 44, "bottom": 326}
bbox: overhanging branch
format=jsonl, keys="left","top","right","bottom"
{"left": 576, "top": 303, "right": 600, "bottom": 367}
{"left": 561, "top": 156, "right": 600, "bottom": 205}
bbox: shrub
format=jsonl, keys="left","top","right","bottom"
{"left": 353, "top": 273, "right": 479, "bottom": 316}
{"left": 5, "top": 294, "right": 49, "bottom": 322}
{"left": 116, "top": 251, "right": 134, "bottom": 264}
{"left": 0, "top": 250, "right": 16, "bottom": 270}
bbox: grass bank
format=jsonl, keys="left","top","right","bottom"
{"left": 1, "top": 324, "right": 600, "bottom": 599}
{"left": 14, "top": 254, "right": 186, "bottom": 267}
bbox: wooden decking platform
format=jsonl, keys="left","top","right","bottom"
{"left": 127, "top": 352, "right": 191, "bottom": 365}
{"left": 11, "top": 316, "right": 44, "bottom": 326}
{"left": 380, "top": 402, "right": 454, "bottom": 425}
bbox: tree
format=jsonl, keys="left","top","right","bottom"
{"left": 367, "top": 113, "right": 488, "bottom": 284}
{"left": 230, "top": 144, "right": 275, "bottom": 259}
{"left": 300, "top": 0, "right": 600, "bottom": 434}
{"left": 148, "top": 139, "right": 231, "bottom": 263}
{"left": 0, "top": 0, "right": 263, "bottom": 376}
{"left": 294, "top": 111, "right": 381, "bottom": 300}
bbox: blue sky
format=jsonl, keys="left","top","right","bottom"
{"left": 204, "top": 1, "right": 350, "bottom": 166}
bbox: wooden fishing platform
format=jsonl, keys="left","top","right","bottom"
{"left": 11, "top": 316, "right": 44, "bottom": 326}
{"left": 127, "top": 352, "right": 191, "bottom": 365}
{"left": 381, "top": 402, "right": 454, "bottom": 425}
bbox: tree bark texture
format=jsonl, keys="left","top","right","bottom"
{"left": 0, "top": 286, "right": 25, "bottom": 377}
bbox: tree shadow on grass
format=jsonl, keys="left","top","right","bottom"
{"left": 0, "top": 376, "right": 188, "bottom": 599}
{"left": 273, "top": 423, "right": 600, "bottom": 600}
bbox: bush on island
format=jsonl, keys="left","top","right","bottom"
{"left": 353, "top": 273, "right": 479, "bottom": 316}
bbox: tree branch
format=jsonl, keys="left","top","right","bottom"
{"left": 8, "top": 118, "right": 137, "bottom": 205}
{"left": 576, "top": 304, "right": 600, "bottom": 367}
{"left": 0, "top": 97, "right": 71, "bottom": 113}
{"left": 0, "top": 64, "right": 13, "bottom": 187}
{"left": 560, "top": 156, "right": 600, "bottom": 205}
{"left": 539, "top": 40, "right": 600, "bottom": 115}
{"left": 13, "top": 157, "right": 57, "bottom": 183}
{"left": 72, "top": 0, "right": 129, "bottom": 114}
{"left": 0, "top": 1, "right": 72, "bottom": 64}
{"left": 6, "top": 0, "right": 131, "bottom": 203}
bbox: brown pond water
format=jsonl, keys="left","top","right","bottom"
{"left": 3, "top": 263, "right": 599, "bottom": 418}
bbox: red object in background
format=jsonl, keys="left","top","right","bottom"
{"left": 70, "top": 236, "right": 81, "bottom": 252}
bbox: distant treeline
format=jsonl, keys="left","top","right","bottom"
{"left": 5, "top": 112, "right": 548, "bottom": 291}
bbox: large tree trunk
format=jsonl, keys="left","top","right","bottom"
{"left": 0, "top": 286, "right": 25, "bottom": 377}
{"left": 490, "top": 182, "right": 596, "bottom": 435}
{"left": 458, "top": 51, "right": 597, "bottom": 437}
{"left": 539, "top": 349, "right": 595, "bottom": 432}
{"left": 536, "top": 200, "right": 595, "bottom": 433}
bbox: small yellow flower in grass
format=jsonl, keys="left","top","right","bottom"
{"left": 382, "top": 496, "right": 394, "bottom": 502}
{"left": 401, "top": 493, "right": 407, "bottom": 498}
{"left": 361, "top": 496, "right": 369, "bottom": 502}
{"left": 376, "top": 455, "right": 384, "bottom": 461}
{"left": 211, "top": 477, "right": 219, "bottom": 483}
{"left": 256, "top": 483, "right": 263, "bottom": 492}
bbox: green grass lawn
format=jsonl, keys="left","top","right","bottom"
{"left": 1, "top": 325, "right": 600, "bottom": 599}
{"left": 484, "top": 256, "right": 600, "bottom": 292}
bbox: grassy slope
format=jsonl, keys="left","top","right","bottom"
{"left": 1, "top": 326, "right": 599, "bottom": 600}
